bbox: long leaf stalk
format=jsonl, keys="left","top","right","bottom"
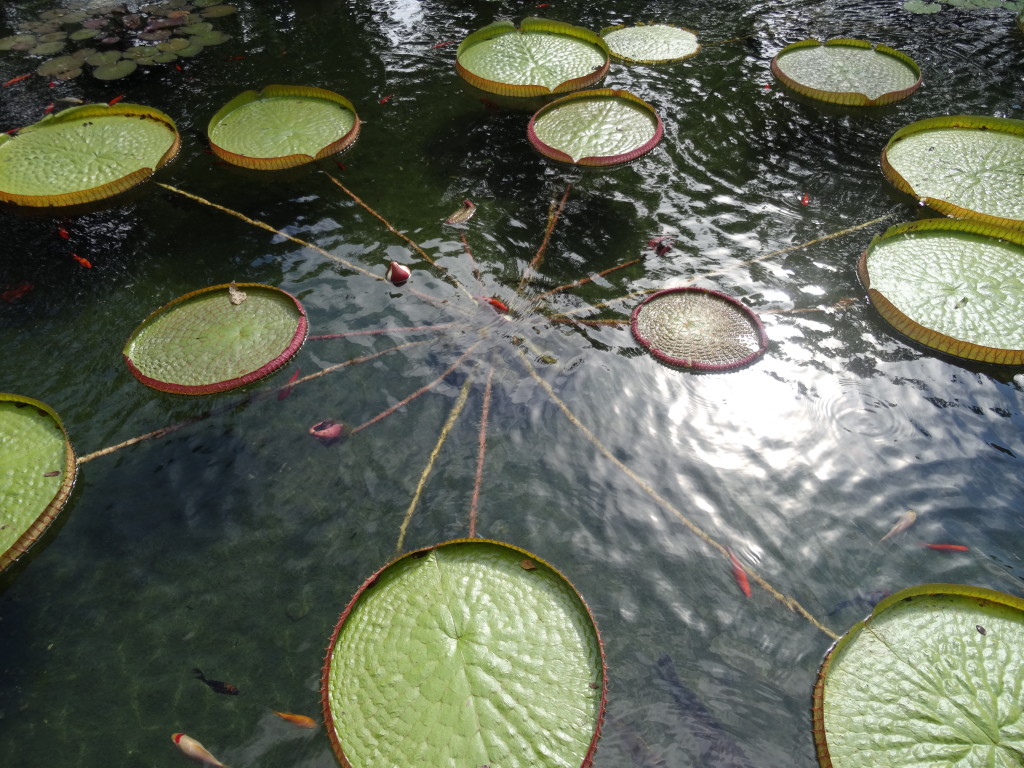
{"left": 518, "top": 180, "right": 573, "bottom": 290}
{"left": 467, "top": 366, "right": 495, "bottom": 538}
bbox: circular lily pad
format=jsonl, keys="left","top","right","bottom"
{"left": 771, "top": 38, "right": 921, "bottom": 106}
{"left": 322, "top": 539, "right": 606, "bottom": 768}
{"left": 0, "top": 103, "right": 179, "bottom": 208}
{"left": 882, "top": 115, "right": 1024, "bottom": 231}
{"left": 92, "top": 58, "right": 137, "bottom": 79}
{"left": 456, "top": 17, "right": 610, "bottom": 98}
{"left": 857, "top": 217, "right": 1024, "bottom": 365}
{"left": 0, "top": 394, "right": 77, "bottom": 574}
{"left": 208, "top": 85, "right": 360, "bottom": 170}
{"left": 123, "top": 283, "right": 308, "bottom": 395}
{"left": 599, "top": 23, "right": 700, "bottom": 64}
{"left": 528, "top": 88, "right": 663, "bottom": 166}
{"left": 631, "top": 287, "right": 768, "bottom": 371}
{"left": 813, "top": 584, "right": 1024, "bottom": 768}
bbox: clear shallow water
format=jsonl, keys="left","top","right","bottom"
{"left": 1, "top": 1, "right": 1023, "bottom": 767}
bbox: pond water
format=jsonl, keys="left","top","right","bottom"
{"left": 2, "top": 0, "right": 1024, "bottom": 767}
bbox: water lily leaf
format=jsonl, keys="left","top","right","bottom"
{"left": 0, "top": 394, "right": 77, "bottom": 574}
{"left": 178, "top": 21, "right": 214, "bottom": 35}
{"left": 0, "top": 34, "right": 37, "bottom": 51}
{"left": 322, "top": 539, "right": 606, "bottom": 768}
{"left": 199, "top": 4, "right": 238, "bottom": 18}
{"left": 175, "top": 40, "right": 205, "bottom": 57}
{"left": 631, "top": 287, "right": 768, "bottom": 371}
{"left": 69, "top": 28, "right": 100, "bottom": 42}
{"left": 29, "top": 40, "right": 67, "bottom": 56}
{"left": 123, "top": 283, "right": 308, "bottom": 395}
{"left": 599, "top": 23, "right": 700, "bottom": 64}
{"left": 208, "top": 84, "right": 360, "bottom": 170}
{"left": 857, "top": 217, "right": 1024, "bottom": 365}
{"left": 813, "top": 584, "right": 1024, "bottom": 768}
{"left": 527, "top": 88, "right": 663, "bottom": 166}
{"left": 882, "top": 115, "right": 1024, "bottom": 230}
{"left": 92, "top": 58, "right": 137, "bottom": 79}
{"left": 0, "top": 102, "right": 179, "bottom": 208}
{"left": 85, "top": 50, "right": 122, "bottom": 67}
{"left": 37, "top": 54, "right": 83, "bottom": 77}
{"left": 190, "top": 29, "right": 231, "bottom": 46}
{"left": 771, "top": 38, "right": 921, "bottom": 105}
{"left": 456, "top": 17, "right": 610, "bottom": 97}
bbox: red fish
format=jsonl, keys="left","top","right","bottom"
{"left": 2, "top": 74, "right": 32, "bottom": 87}
{"left": 923, "top": 543, "right": 969, "bottom": 552}
{"left": 227, "top": 55, "right": 246, "bottom": 61}
{"left": 277, "top": 368, "right": 300, "bottom": 400}
{"left": 379, "top": 94, "right": 393, "bottom": 104}
{"left": 108, "top": 94, "right": 126, "bottom": 105}
{"left": 727, "top": 550, "right": 751, "bottom": 598}
{"left": 57, "top": 225, "right": 70, "bottom": 240}
{"left": 71, "top": 254, "right": 92, "bottom": 268}
{"left": 647, "top": 236, "right": 673, "bottom": 256}
{"left": 480, "top": 296, "right": 508, "bottom": 314}
{"left": 272, "top": 710, "right": 318, "bottom": 729}
{"left": 0, "top": 282, "right": 34, "bottom": 303}
{"left": 171, "top": 733, "right": 228, "bottom": 767}
{"left": 43, "top": 103, "right": 55, "bottom": 114}
{"left": 193, "top": 668, "right": 239, "bottom": 695}
{"left": 431, "top": 40, "right": 455, "bottom": 49}
{"left": 800, "top": 192, "right": 810, "bottom": 205}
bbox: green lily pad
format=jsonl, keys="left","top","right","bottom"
{"left": 0, "top": 34, "right": 37, "bottom": 51}
{"left": 813, "top": 584, "right": 1024, "bottom": 768}
{"left": 85, "top": 50, "right": 122, "bottom": 67}
{"left": 630, "top": 287, "right": 768, "bottom": 371}
{"left": 191, "top": 30, "right": 231, "bottom": 46}
{"left": 0, "top": 394, "right": 77, "bottom": 574}
{"left": 123, "top": 283, "right": 308, "bottom": 395}
{"left": 857, "top": 217, "right": 1024, "bottom": 365}
{"left": 771, "top": 38, "right": 921, "bottom": 106}
{"left": 92, "top": 58, "right": 137, "bottom": 79}
{"left": 527, "top": 88, "right": 663, "bottom": 166}
{"left": 199, "top": 4, "right": 238, "bottom": 17}
{"left": 178, "top": 21, "right": 214, "bottom": 35}
{"left": 456, "top": 17, "right": 610, "bottom": 98}
{"left": 322, "top": 539, "right": 606, "bottom": 768}
{"left": 599, "top": 23, "right": 700, "bottom": 64}
{"left": 69, "top": 28, "right": 100, "bottom": 42}
{"left": 37, "top": 54, "right": 83, "bottom": 77}
{"left": 0, "top": 102, "right": 179, "bottom": 208}
{"left": 882, "top": 115, "right": 1024, "bottom": 231}
{"left": 175, "top": 40, "right": 205, "bottom": 57}
{"left": 208, "top": 85, "right": 360, "bottom": 170}
{"left": 29, "top": 40, "right": 67, "bottom": 56}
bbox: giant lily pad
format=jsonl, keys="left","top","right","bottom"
{"left": 813, "top": 584, "right": 1024, "bottom": 768}
{"left": 599, "top": 23, "right": 700, "bottom": 64}
{"left": 0, "top": 394, "right": 77, "bottom": 573}
{"left": 631, "top": 287, "right": 768, "bottom": 371}
{"left": 123, "top": 283, "right": 308, "bottom": 395}
{"left": 322, "top": 539, "right": 606, "bottom": 768}
{"left": 0, "top": 103, "right": 179, "bottom": 208}
{"left": 771, "top": 38, "right": 921, "bottom": 106}
{"left": 881, "top": 115, "right": 1024, "bottom": 231}
{"left": 528, "top": 88, "right": 663, "bottom": 166}
{"left": 456, "top": 17, "right": 610, "bottom": 98}
{"left": 857, "top": 217, "right": 1024, "bottom": 365}
{"left": 208, "top": 85, "right": 360, "bottom": 170}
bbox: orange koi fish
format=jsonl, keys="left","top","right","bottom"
{"left": 923, "top": 543, "right": 969, "bottom": 552}
{"left": 71, "top": 254, "right": 92, "bottom": 268}
{"left": 272, "top": 710, "right": 318, "bottom": 728}
{"left": 727, "top": 550, "right": 751, "bottom": 598}
{"left": 171, "top": 733, "right": 228, "bottom": 767}
{"left": 2, "top": 73, "right": 32, "bottom": 87}
{"left": 277, "top": 368, "right": 300, "bottom": 401}
{"left": 379, "top": 94, "right": 393, "bottom": 104}
{"left": 107, "top": 94, "right": 126, "bottom": 105}
{"left": 800, "top": 192, "right": 810, "bottom": 205}
{"left": 43, "top": 103, "right": 55, "bottom": 114}
{"left": 57, "top": 225, "right": 70, "bottom": 240}
{"left": 879, "top": 509, "right": 916, "bottom": 542}
{"left": 479, "top": 296, "right": 508, "bottom": 314}
{"left": 0, "top": 282, "right": 34, "bottom": 303}
{"left": 431, "top": 40, "right": 455, "bottom": 49}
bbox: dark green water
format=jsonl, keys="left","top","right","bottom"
{"left": 2, "top": 1, "right": 1023, "bottom": 767}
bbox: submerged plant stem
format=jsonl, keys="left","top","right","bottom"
{"left": 519, "top": 181, "right": 573, "bottom": 290}
{"left": 468, "top": 366, "right": 495, "bottom": 538}
{"left": 534, "top": 257, "right": 643, "bottom": 303}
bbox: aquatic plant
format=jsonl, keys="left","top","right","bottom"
{"left": 599, "top": 22, "right": 701, "bottom": 64}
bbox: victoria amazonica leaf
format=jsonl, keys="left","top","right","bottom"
{"left": 858, "top": 218, "right": 1024, "bottom": 365}
{"left": 0, "top": 394, "right": 77, "bottom": 573}
{"left": 0, "top": 103, "right": 179, "bottom": 207}
{"left": 322, "top": 539, "right": 607, "bottom": 768}
{"left": 882, "top": 115, "right": 1024, "bottom": 230}
{"left": 599, "top": 23, "right": 700, "bottom": 64}
{"left": 771, "top": 38, "right": 921, "bottom": 106}
{"left": 814, "top": 584, "right": 1024, "bottom": 768}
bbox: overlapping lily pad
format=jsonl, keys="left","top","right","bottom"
{"left": 631, "top": 287, "right": 768, "bottom": 371}
{"left": 881, "top": 115, "right": 1024, "bottom": 231}
{"left": 0, "top": 103, "right": 179, "bottom": 208}
{"left": 813, "top": 584, "right": 1024, "bottom": 768}
{"left": 771, "top": 38, "right": 921, "bottom": 106}
{"left": 857, "top": 217, "right": 1024, "bottom": 365}
{"left": 322, "top": 539, "right": 606, "bottom": 768}
{"left": 123, "top": 283, "right": 308, "bottom": 395}
{"left": 456, "top": 17, "right": 610, "bottom": 98}
{"left": 208, "top": 85, "right": 360, "bottom": 170}
{"left": 0, "top": 394, "right": 77, "bottom": 573}
{"left": 599, "top": 23, "right": 700, "bottom": 64}
{"left": 527, "top": 88, "right": 663, "bottom": 166}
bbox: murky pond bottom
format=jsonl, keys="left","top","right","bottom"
{"left": 2, "top": 1, "right": 1023, "bottom": 767}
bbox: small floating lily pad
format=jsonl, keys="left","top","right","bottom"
{"left": 857, "top": 217, "right": 1024, "bottom": 365}
{"left": 631, "top": 287, "right": 768, "bottom": 371}
{"left": 527, "top": 88, "right": 663, "bottom": 166}
{"left": 814, "top": 584, "right": 1024, "bottom": 768}
{"left": 881, "top": 115, "right": 1024, "bottom": 231}
{"left": 771, "top": 38, "right": 921, "bottom": 106}
{"left": 456, "top": 17, "right": 610, "bottom": 98}
{"left": 208, "top": 84, "right": 360, "bottom": 170}
{"left": 599, "top": 23, "right": 700, "bottom": 64}
{"left": 199, "top": 4, "right": 238, "bottom": 18}
{"left": 0, "top": 102, "right": 179, "bottom": 208}
{"left": 123, "top": 283, "right": 308, "bottom": 395}
{"left": 92, "top": 58, "right": 137, "bottom": 79}
{"left": 322, "top": 539, "right": 606, "bottom": 768}
{"left": 0, "top": 394, "right": 77, "bottom": 574}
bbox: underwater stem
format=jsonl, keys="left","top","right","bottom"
{"left": 468, "top": 366, "right": 495, "bottom": 538}
{"left": 519, "top": 181, "right": 573, "bottom": 290}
